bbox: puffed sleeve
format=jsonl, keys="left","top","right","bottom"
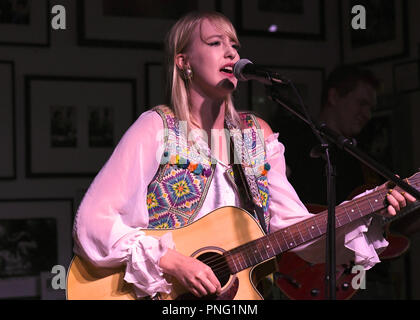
{"left": 265, "top": 133, "right": 388, "bottom": 270}
{"left": 72, "top": 110, "right": 175, "bottom": 298}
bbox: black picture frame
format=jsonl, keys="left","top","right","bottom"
{"left": 77, "top": 0, "right": 222, "bottom": 49}
{"left": 0, "top": 0, "right": 50, "bottom": 47}
{"left": 393, "top": 60, "right": 420, "bottom": 94}
{"left": 397, "top": 90, "right": 420, "bottom": 173}
{"left": 235, "top": 0, "right": 325, "bottom": 40}
{"left": 0, "top": 60, "right": 16, "bottom": 180}
{"left": 339, "top": 0, "right": 409, "bottom": 65}
{"left": 25, "top": 75, "right": 137, "bottom": 178}
{"left": 0, "top": 198, "right": 73, "bottom": 299}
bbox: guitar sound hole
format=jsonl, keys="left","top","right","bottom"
{"left": 197, "top": 252, "right": 230, "bottom": 287}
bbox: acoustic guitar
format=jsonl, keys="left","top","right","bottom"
{"left": 66, "top": 172, "right": 419, "bottom": 300}
{"left": 275, "top": 199, "right": 420, "bottom": 300}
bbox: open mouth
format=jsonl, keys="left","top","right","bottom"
{"left": 220, "top": 66, "right": 233, "bottom": 74}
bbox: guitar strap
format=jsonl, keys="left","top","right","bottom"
{"left": 228, "top": 133, "right": 268, "bottom": 235}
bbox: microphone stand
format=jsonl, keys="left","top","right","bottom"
{"left": 264, "top": 83, "right": 420, "bottom": 300}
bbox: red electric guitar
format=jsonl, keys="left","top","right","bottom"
{"left": 275, "top": 194, "right": 420, "bottom": 300}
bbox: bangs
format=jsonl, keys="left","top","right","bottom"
{"left": 199, "top": 13, "right": 240, "bottom": 47}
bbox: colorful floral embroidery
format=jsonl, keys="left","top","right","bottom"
{"left": 147, "top": 107, "right": 271, "bottom": 232}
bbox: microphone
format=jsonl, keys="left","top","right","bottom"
{"left": 233, "top": 59, "right": 290, "bottom": 85}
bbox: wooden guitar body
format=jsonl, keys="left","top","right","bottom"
{"left": 66, "top": 206, "right": 269, "bottom": 300}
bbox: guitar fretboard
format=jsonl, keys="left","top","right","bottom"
{"left": 225, "top": 173, "right": 420, "bottom": 274}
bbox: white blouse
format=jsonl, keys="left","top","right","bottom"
{"left": 73, "top": 110, "right": 388, "bottom": 298}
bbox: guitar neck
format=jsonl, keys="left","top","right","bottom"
{"left": 381, "top": 200, "right": 420, "bottom": 226}
{"left": 226, "top": 173, "right": 420, "bottom": 274}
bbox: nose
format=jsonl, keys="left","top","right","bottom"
{"left": 224, "top": 43, "right": 237, "bottom": 60}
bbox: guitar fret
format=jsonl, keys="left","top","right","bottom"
{"left": 227, "top": 253, "right": 234, "bottom": 272}
{"left": 274, "top": 232, "right": 287, "bottom": 253}
{"left": 236, "top": 254, "right": 243, "bottom": 270}
{"left": 301, "top": 223, "right": 312, "bottom": 242}
{"left": 335, "top": 212, "right": 342, "bottom": 227}
{"left": 372, "top": 196, "right": 380, "bottom": 210}
{"left": 244, "top": 248, "right": 254, "bottom": 267}
{"left": 257, "top": 241, "right": 264, "bottom": 261}
{"left": 265, "top": 237, "right": 277, "bottom": 256}
{"left": 318, "top": 216, "right": 327, "bottom": 234}
{"left": 284, "top": 229, "right": 296, "bottom": 247}
{"left": 230, "top": 253, "right": 240, "bottom": 273}
{"left": 261, "top": 240, "right": 269, "bottom": 259}
{"left": 355, "top": 201, "right": 363, "bottom": 217}
{"left": 349, "top": 206, "right": 357, "bottom": 219}
{"left": 313, "top": 217, "right": 322, "bottom": 234}
{"left": 280, "top": 229, "right": 291, "bottom": 249}
{"left": 339, "top": 210, "right": 347, "bottom": 225}
{"left": 257, "top": 240, "right": 267, "bottom": 261}
{"left": 253, "top": 244, "right": 261, "bottom": 265}
{"left": 367, "top": 197, "right": 375, "bottom": 212}
{"left": 272, "top": 233, "right": 281, "bottom": 252}
{"left": 296, "top": 226, "right": 305, "bottom": 243}
{"left": 343, "top": 206, "right": 352, "bottom": 222}
{"left": 304, "top": 220, "right": 314, "bottom": 238}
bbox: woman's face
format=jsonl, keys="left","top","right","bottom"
{"left": 182, "top": 19, "right": 240, "bottom": 98}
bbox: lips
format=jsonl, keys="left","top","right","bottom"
{"left": 220, "top": 63, "right": 234, "bottom": 75}
{"left": 220, "top": 63, "right": 234, "bottom": 78}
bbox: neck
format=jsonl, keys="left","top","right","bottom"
{"left": 189, "top": 88, "right": 227, "bottom": 133}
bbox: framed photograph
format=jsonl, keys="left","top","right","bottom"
{"left": 340, "top": 0, "right": 408, "bottom": 65}
{"left": 235, "top": 0, "right": 325, "bottom": 40}
{"left": 398, "top": 90, "right": 420, "bottom": 173}
{"left": 393, "top": 60, "right": 420, "bottom": 94}
{"left": 248, "top": 66, "right": 325, "bottom": 133}
{"left": 0, "top": 61, "right": 16, "bottom": 179}
{"left": 0, "top": 199, "right": 73, "bottom": 299}
{"left": 25, "top": 76, "right": 137, "bottom": 177}
{"left": 0, "top": 0, "right": 49, "bottom": 46}
{"left": 78, "top": 0, "right": 221, "bottom": 49}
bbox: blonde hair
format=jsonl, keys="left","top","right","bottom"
{"left": 164, "top": 11, "right": 241, "bottom": 129}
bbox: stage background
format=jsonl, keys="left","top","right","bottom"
{"left": 0, "top": 0, "right": 419, "bottom": 300}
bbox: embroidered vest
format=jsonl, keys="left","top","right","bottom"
{"left": 146, "top": 106, "right": 271, "bottom": 230}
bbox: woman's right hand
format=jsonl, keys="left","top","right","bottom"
{"left": 159, "top": 248, "right": 222, "bottom": 298}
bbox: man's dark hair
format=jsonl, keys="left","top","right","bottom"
{"left": 321, "top": 65, "right": 381, "bottom": 109}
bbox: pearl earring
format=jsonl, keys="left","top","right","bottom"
{"left": 183, "top": 67, "right": 193, "bottom": 80}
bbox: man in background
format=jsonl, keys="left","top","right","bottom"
{"left": 277, "top": 65, "right": 418, "bottom": 300}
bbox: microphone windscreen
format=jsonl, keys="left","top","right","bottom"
{"left": 233, "top": 59, "right": 253, "bottom": 81}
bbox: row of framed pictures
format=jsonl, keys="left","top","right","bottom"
{"left": 0, "top": 0, "right": 409, "bottom": 65}
{"left": 0, "top": 61, "right": 138, "bottom": 179}
{"left": 0, "top": 198, "right": 74, "bottom": 300}
{"left": 2, "top": 58, "right": 419, "bottom": 179}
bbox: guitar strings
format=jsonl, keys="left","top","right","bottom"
{"left": 200, "top": 179, "right": 420, "bottom": 274}
{"left": 195, "top": 178, "right": 420, "bottom": 277}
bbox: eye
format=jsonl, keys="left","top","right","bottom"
{"left": 232, "top": 44, "right": 240, "bottom": 51}
{"left": 208, "top": 41, "right": 220, "bottom": 46}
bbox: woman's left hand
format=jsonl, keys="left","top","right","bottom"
{"left": 383, "top": 187, "right": 416, "bottom": 217}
